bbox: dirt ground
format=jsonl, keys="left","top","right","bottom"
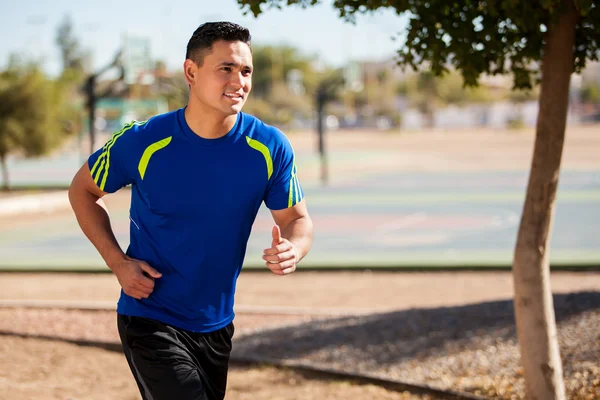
{"left": 1, "top": 271, "right": 599, "bottom": 400}
{"left": 1, "top": 335, "right": 420, "bottom": 400}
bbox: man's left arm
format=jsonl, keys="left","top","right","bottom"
{"left": 263, "top": 199, "right": 313, "bottom": 275}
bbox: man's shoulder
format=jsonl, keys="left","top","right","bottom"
{"left": 139, "top": 109, "right": 180, "bottom": 133}
{"left": 114, "top": 109, "right": 180, "bottom": 145}
{"left": 240, "top": 112, "right": 289, "bottom": 148}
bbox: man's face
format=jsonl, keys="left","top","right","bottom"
{"left": 185, "top": 40, "right": 253, "bottom": 116}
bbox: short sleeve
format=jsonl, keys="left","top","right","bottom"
{"left": 87, "top": 121, "right": 142, "bottom": 193}
{"left": 264, "top": 134, "right": 304, "bottom": 210}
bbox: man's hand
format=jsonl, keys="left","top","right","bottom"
{"left": 262, "top": 225, "right": 299, "bottom": 276}
{"left": 110, "top": 257, "right": 162, "bottom": 299}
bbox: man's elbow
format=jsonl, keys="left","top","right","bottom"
{"left": 305, "top": 215, "right": 314, "bottom": 233}
{"left": 68, "top": 174, "right": 80, "bottom": 208}
{"left": 299, "top": 215, "right": 314, "bottom": 243}
{"left": 69, "top": 171, "right": 86, "bottom": 205}
{"left": 293, "top": 213, "right": 313, "bottom": 231}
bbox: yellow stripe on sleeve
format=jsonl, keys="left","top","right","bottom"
{"left": 92, "top": 120, "right": 145, "bottom": 191}
{"left": 288, "top": 177, "right": 294, "bottom": 208}
{"left": 93, "top": 159, "right": 105, "bottom": 184}
{"left": 90, "top": 151, "right": 105, "bottom": 177}
{"left": 89, "top": 125, "right": 133, "bottom": 178}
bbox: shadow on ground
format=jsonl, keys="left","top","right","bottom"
{"left": 231, "top": 291, "right": 600, "bottom": 368}
{"left": 3, "top": 292, "right": 598, "bottom": 364}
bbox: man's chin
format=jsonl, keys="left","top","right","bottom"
{"left": 226, "top": 103, "right": 245, "bottom": 115}
{"left": 214, "top": 99, "right": 245, "bottom": 116}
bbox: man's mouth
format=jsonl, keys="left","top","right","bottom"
{"left": 223, "top": 93, "right": 243, "bottom": 101}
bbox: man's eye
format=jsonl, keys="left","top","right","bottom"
{"left": 242, "top": 70, "right": 252, "bottom": 76}
{"left": 222, "top": 67, "right": 231, "bottom": 72}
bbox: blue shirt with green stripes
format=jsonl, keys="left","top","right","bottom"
{"left": 88, "top": 108, "right": 304, "bottom": 332}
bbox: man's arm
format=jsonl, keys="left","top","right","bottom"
{"left": 69, "top": 163, "right": 161, "bottom": 298}
{"left": 263, "top": 199, "right": 313, "bottom": 275}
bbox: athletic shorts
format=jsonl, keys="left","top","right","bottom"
{"left": 117, "top": 314, "right": 234, "bottom": 400}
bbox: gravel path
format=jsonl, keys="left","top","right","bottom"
{"left": 1, "top": 272, "right": 599, "bottom": 399}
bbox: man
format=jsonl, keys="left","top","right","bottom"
{"left": 69, "top": 21, "right": 313, "bottom": 400}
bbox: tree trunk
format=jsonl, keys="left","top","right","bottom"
{"left": 0, "top": 154, "right": 9, "bottom": 192}
{"left": 512, "top": 4, "right": 578, "bottom": 400}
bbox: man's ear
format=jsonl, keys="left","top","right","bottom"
{"left": 183, "top": 59, "right": 196, "bottom": 85}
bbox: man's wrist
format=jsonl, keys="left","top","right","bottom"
{"left": 106, "top": 253, "right": 128, "bottom": 271}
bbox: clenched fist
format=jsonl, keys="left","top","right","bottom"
{"left": 262, "top": 225, "right": 299, "bottom": 276}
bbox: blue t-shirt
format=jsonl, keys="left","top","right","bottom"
{"left": 88, "top": 109, "right": 304, "bottom": 332}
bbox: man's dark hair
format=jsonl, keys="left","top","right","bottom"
{"left": 186, "top": 22, "right": 251, "bottom": 66}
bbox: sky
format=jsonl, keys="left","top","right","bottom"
{"left": 0, "top": 0, "right": 409, "bottom": 76}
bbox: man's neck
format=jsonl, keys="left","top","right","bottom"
{"left": 184, "top": 102, "right": 237, "bottom": 139}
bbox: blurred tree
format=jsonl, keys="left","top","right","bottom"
{"left": 373, "top": 66, "right": 400, "bottom": 124}
{"left": 270, "top": 81, "right": 312, "bottom": 121}
{"left": 0, "top": 60, "right": 76, "bottom": 191}
{"left": 437, "top": 72, "right": 500, "bottom": 105}
{"left": 399, "top": 70, "right": 508, "bottom": 119}
{"left": 416, "top": 71, "right": 438, "bottom": 127}
{"left": 251, "top": 45, "right": 317, "bottom": 99}
{"left": 251, "top": 46, "right": 282, "bottom": 98}
{"left": 55, "top": 15, "right": 86, "bottom": 148}
{"left": 348, "top": 90, "right": 369, "bottom": 113}
{"left": 396, "top": 80, "right": 408, "bottom": 97}
{"left": 341, "top": 62, "right": 399, "bottom": 127}
{"left": 56, "top": 15, "right": 85, "bottom": 75}
{"left": 153, "top": 62, "right": 189, "bottom": 111}
{"left": 580, "top": 80, "right": 600, "bottom": 103}
{"left": 315, "top": 71, "right": 345, "bottom": 184}
{"left": 508, "top": 86, "right": 541, "bottom": 103}
{"left": 237, "top": 0, "right": 599, "bottom": 398}
{"left": 242, "top": 97, "right": 274, "bottom": 122}
{"left": 244, "top": 45, "right": 319, "bottom": 125}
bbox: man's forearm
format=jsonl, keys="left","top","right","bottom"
{"left": 68, "top": 189, "right": 126, "bottom": 269}
{"left": 280, "top": 215, "right": 313, "bottom": 261}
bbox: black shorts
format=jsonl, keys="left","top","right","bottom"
{"left": 117, "top": 314, "right": 234, "bottom": 400}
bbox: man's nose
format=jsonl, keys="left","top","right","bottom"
{"left": 230, "top": 72, "right": 244, "bottom": 88}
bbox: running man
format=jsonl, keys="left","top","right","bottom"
{"left": 69, "top": 21, "right": 313, "bottom": 400}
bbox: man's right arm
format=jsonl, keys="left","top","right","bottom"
{"left": 68, "top": 163, "right": 161, "bottom": 299}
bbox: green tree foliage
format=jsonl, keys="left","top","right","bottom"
{"left": 508, "top": 85, "right": 540, "bottom": 103}
{"left": 0, "top": 60, "right": 75, "bottom": 190}
{"left": 237, "top": 0, "right": 598, "bottom": 88}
